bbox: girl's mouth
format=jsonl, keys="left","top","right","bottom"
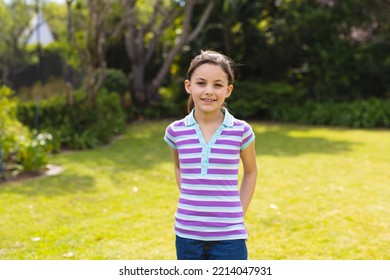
{"left": 201, "top": 98, "right": 216, "bottom": 102}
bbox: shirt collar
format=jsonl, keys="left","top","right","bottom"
{"left": 185, "top": 108, "right": 234, "bottom": 127}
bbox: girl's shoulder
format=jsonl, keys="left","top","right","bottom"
{"left": 166, "top": 112, "right": 196, "bottom": 129}
{"left": 166, "top": 118, "right": 186, "bottom": 129}
{"left": 165, "top": 116, "right": 189, "bottom": 137}
{"left": 223, "top": 109, "right": 253, "bottom": 130}
{"left": 231, "top": 117, "right": 253, "bottom": 130}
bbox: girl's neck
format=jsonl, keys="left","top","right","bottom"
{"left": 194, "top": 108, "right": 224, "bottom": 126}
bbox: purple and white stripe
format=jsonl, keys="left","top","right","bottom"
{"left": 164, "top": 109, "right": 255, "bottom": 241}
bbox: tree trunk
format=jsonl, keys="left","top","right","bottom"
{"left": 1, "top": 58, "right": 9, "bottom": 87}
{"left": 130, "top": 64, "right": 147, "bottom": 108}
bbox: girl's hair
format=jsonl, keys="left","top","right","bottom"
{"left": 186, "top": 50, "right": 235, "bottom": 113}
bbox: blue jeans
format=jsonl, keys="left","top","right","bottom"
{"left": 175, "top": 235, "right": 248, "bottom": 260}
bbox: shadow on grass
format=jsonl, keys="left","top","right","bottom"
{"left": 1, "top": 174, "right": 95, "bottom": 196}
{"left": 254, "top": 125, "right": 357, "bottom": 156}
{"left": 58, "top": 121, "right": 172, "bottom": 171}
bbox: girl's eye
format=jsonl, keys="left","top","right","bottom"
{"left": 197, "top": 82, "right": 205, "bottom": 86}
{"left": 215, "top": 84, "right": 222, "bottom": 87}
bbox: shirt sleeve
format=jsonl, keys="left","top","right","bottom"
{"left": 164, "top": 123, "right": 177, "bottom": 150}
{"left": 241, "top": 122, "right": 255, "bottom": 150}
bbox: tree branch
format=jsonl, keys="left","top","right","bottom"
{"left": 140, "top": 0, "right": 163, "bottom": 36}
{"left": 149, "top": 1, "right": 215, "bottom": 95}
{"left": 145, "top": 5, "right": 181, "bottom": 65}
{"left": 188, "top": 1, "right": 215, "bottom": 42}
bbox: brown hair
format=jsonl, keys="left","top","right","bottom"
{"left": 186, "top": 50, "right": 235, "bottom": 113}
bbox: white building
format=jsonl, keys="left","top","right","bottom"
{"left": 26, "top": 12, "right": 54, "bottom": 46}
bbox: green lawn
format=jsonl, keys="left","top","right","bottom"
{"left": 1, "top": 121, "right": 389, "bottom": 260}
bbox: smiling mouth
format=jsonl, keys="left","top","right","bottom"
{"left": 201, "top": 98, "right": 216, "bottom": 102}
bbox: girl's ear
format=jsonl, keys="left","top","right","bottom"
{"left": 226, "top": 84, "right": 233, "bottom": 98}
{"left": 184, "top": 79, "right": 191, "bottom": 94}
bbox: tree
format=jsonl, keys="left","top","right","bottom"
{"left": 0, "top": 0, "right": 32, "bottom": 87}
{"left": 292, "top": 0, "right": 390, "bottom": 101}
{"left": 117, "top": 0, "right": 216, "bottom": 109}
{"left": 66, "top": 0, "right": 115, "bottom": 107}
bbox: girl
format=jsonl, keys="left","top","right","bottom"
{"left": 164, "top": 50, "right": 257, "bottom": 260}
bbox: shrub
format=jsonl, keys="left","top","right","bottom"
{"left": 17, "top": 90, "right": 127, "bottom": 150}
{"left": 101, "top": 68, "right": 129, "bottom": 96}
{"left": 228, "top": 81, "right": 306, "bottom": 119}
{"left": 0, "top": 86, "right": 51, "bottom": 175}
{"left": 270, "top": 98, "right": 390, "bottom": 128}
{"left": 15, "top": 135, "right": 49, "bottom": 172}
{"left": 144, "top": 100, "right": 183, "bottom": 119}
{"left": 143, "top": 83, "right": 185, "bottom": 120}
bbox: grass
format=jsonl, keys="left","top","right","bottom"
{"left": 0, "top": 121, "right": 389, "bottom": 260}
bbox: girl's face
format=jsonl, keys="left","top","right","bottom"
{"left": 185, "top": 63, "right": 233, "bottom": 115}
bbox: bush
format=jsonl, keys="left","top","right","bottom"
{"left": 227, "top": 81, "right": 306, "bottom": 119}
{"left": 15, "top": 135, "right": 49, "bottom": 172}
{"left": 17, "top": 90, "right": 127, "bottom": 150}
{"left": 0, "top": 86, "right": 51, "bottom": 175}
{"left": 144, "top": 100, "right": 183, "bottom": 119}
{"left": 101, "top": 68, "right": 129, "bottom": 96}
{"left": 142, "top": 83, "right": 186, "bottom": 120}
{"left": 270, "top": 98, "right": 390, "bottom": 128}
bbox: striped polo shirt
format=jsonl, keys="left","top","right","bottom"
{"left": 164, "top": 108, "right": 255, "bottom": 241}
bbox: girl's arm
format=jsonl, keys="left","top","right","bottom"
{"left": 169, "top": 147, "right": 181, "bottom": 190}
{"left": 239, "top": 141, "right": 258, "bottom": 215}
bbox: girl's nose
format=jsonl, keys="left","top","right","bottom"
{"left": 204, "top": 85, "right": 213, "bottom": 95}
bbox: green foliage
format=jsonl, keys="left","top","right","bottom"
{"left": 143, "top": 83, "right": 186, "bottom": 119}
{"left": 0, "top": 85, "right": 24, "bottom": 160}
{"left": 271, "top": 98, "right": 390, "bottom": 128}
{"left": 17, "top": 91, "right": 127, "bottom": 150}
{"left": 228, "top": 81, "right": 306, "bottom": 119}
{"left": 0, "top": 0, "right": 31, "bottom": 58}
{"left": 182, "top": 0, "right": 390, "bottom": 104}
{"left": 101, "top": 68, "right": 129, "bottom": 96}
{"left": 144, "top": 99, "right": 183, "bottom": 119}
{"left": 15, "top": 135, "right": 48, "bottom": 172}
{"left": 0, "top": 86, "right": 51, "bottom": 173}
{"left": 282, "top": 0, "right": 390, "bottom": 101}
